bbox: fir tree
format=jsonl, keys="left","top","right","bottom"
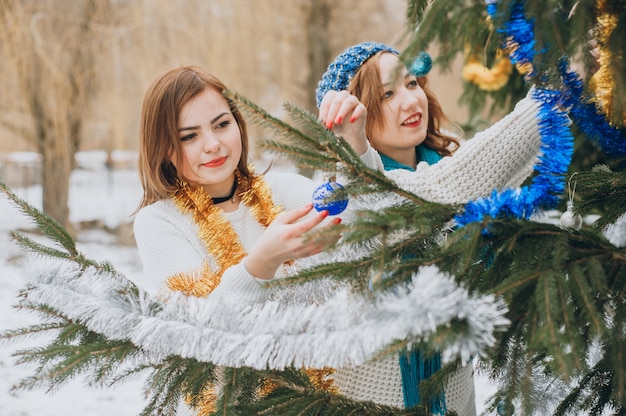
{"left": 1, "top": 1, "right": 626, "bottom": 416}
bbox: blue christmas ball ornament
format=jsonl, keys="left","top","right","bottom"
{"left": 312, "top": 181, "right": 349, "bottom": 216}
{"left": 496, "top": 400, "right": 515, "bottom": 416}
{"left": 409, "top": 51, "right": 432, "bottom": 77}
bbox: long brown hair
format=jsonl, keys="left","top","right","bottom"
{"left": 136, "top": 66, "right": 251, "bottom": 209}
{"left": 348, "top": 51, "right": 460, "bottom": 157}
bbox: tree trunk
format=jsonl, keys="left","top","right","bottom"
{"left": 41, "top": 135, "right": 74, "bottom": 235}
{"left": 305, "top": 0, "right": 331, "bottom": 113}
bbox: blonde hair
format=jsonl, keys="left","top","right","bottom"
{"left": 136, "top": 66, "right": 251, "bottom": 209}
{"left": 348, "top": 51, "right": 460, "bottom": 156}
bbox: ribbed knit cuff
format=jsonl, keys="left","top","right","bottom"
{"left": 359, "top": 144, "right": 384, "bottom": 171}
{"left": 214, "top": 262, "right": 266, "bottom": 303}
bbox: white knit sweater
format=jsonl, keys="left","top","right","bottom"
{"left": 360, "top": 96, "right": 542, "bottom": 205}
{"left": 332, "top": 95, "right": 543, "bottom": 416}
{"left": 133, "top": 170, "right": 317, "bottom": 301}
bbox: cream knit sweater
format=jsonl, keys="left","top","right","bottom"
{"left": 133, "top": 170, "right": 317, "bottom": 301}
{"left": 360, "top": 96, "right": 542, "bottom": 205}
{"left": 332, "top": 95, "right": 543, "bottom": 416}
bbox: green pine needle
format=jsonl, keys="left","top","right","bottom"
{"left": 0, "top": 180, "right": 78, "bottom": 256}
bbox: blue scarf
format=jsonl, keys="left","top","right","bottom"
{"left": 380, "top": 145, "right": 447, "bottom": 414}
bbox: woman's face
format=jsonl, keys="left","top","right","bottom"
{"left": 174, "top": 87, "right": 242, "bottom": 197}
{"left": 369, "top": 53, "right": 429, "bottom": 163}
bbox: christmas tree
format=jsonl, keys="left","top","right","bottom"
{"left": 1, "top": 0, "right": 625, "bottom": 415}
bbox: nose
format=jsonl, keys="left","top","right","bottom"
{"left": 201, "top": 133, "right": 221, "bottom": 153}
{"left": 399, "top": 87, "right": 419, "bottom": 111}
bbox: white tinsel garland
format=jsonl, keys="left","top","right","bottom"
{"left": 20, "top": 259, "right": 509, "bottom": 370}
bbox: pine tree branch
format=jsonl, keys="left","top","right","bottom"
{"left": 142, "top": 356, "right": 219, "bottom": 416}
{"left": 226, "top": 90, "right": 435, "bottom": 206}
{"left": 0, "top": 180, "right": 109, "bottom": 270}
{"left": 0, "top": 180, "right": 78, "bottom": 255}
{"left": 575, "top": 164, "right": 626, "bottom": 231}
{"left": 440, "top": 217, "right": 625, "bottom": 414}
{"left": 238, "top": 373, "right": 429, "bottom": 416}
{"left": 259, "top": 138, "right": 338, "bottom": 170}
{"left": 405, "top": 0, "right": 427, "bottom": 28}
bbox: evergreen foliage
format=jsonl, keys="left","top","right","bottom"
{"left": 2, "top": 1, "right": 626, "bottom": 415}
{"left": 401, "top": 1, "right": 626, "bottom": 414}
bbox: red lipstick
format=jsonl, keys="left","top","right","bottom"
{"left": 203, "top": 156, "right": 227, "bottom": 168}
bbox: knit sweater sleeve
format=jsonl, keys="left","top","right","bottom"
{"left": 361, "top": 95, "right": 543, "bottom": 204}
{"left": 133, "top": 201, "right": 266, "bottom": 303}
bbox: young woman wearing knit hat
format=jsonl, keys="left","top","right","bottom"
{"left": 315, "top": 41, "right": 554, "bottom": 415}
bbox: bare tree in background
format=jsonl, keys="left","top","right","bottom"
{"left": 0, "top": 0, "right": 408, "bottom": 233}
{"left": 0, "top": 0, "right": 116, "bottom": 233}
{"left": 305, "top": 0, "right": 331, "bottom": 112}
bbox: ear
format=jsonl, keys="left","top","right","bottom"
{"left": 167, "top": 148, "right": 179, "bottom": 172}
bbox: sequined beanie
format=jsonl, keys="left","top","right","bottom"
{"left": 315, "top": 41, "right": 432, "bottom": 108}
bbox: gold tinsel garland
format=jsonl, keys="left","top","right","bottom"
{"left": 590, "top": 0, "right": 625, "bottom": 128}
{"left": 168, "top": 169, "right": 336, "bottom": 414}
{"left": 188, "top": 385, "right": 218, "bottom": 416}
{"left": 462, "top": 50, "right": 514, "bottom": 91}
{"left": 168, "top": 171, "right": 282, "bottom": 296}
{"left": 462, "top": 10, "right": 531, "bottom": 93}
{"left": 258, "top": 367, "right": 339, "bottom": 398}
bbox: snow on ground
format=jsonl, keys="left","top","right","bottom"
{"left": 0, "top": 151, "right": 147, "bottom": 416}
{"left": 0, "top": 151, "right": 497, "bottom": 415}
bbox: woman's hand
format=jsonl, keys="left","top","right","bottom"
{"left": 318, "top": 90, "right": 369, "bottom": 155}
{"left": 245, "top": 204, "right": 342, "bottom": 280}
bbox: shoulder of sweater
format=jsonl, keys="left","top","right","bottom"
{"left": 263, "top": 169, "right": 310, "bottom": 183}
{"left": 134, "top": 199, "right": 185, "bottom": 231}
{"left": 135, "top": 198, "right": 178, "bottom": 218}
{"left": 262, "top": 170, "right": 316, "bottom": 207}
{"left": 262, "top": 170, "right": 315, "bottom": 192}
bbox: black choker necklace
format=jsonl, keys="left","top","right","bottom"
{"left": 211, "top": 177, "right": 239, "bottom": 204}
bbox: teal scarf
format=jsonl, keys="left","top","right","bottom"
{"left": 380, "top": 145, "right": 447, "bottom": 414}
{"left": 379, "top": 145, "right": 443, "bottom": 171}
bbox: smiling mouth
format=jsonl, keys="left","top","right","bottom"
{"left": 203, "top": 157, "right": 227, "bottom": 167}
{"left": 402, "top": 114, "right": 422, "bottom": 126}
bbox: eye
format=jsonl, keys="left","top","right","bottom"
{"left": 383, "top": 90, "right": 394, "bottom": 100}
{"left": 407, "top": 77, "right": 419, "bottom": 88}
{"left": 180, "top": 133, "right": 196, "bottom": 142}
{"left": 216, "top": 120, "right": 232, "bottom": 129}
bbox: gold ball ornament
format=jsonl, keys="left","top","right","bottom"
{"left": 462, "top": 52, "right": 514, "bottom": 91}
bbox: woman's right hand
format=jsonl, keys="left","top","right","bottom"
{"left": 318, "top": 90, "right": 369, "bottom": 156}
{"left": 245, "top": 204, "right": 342, "bottom": 280}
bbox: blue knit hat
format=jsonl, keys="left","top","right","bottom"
{"left": 315, "top": 41, "right": 432, "bottom": 108}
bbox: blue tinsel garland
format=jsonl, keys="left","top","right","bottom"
{"left": 456, "top": 0, "right": 574, "bottom": 226}
{"left": 558, "top": 59, "right": 626, "bottom": 157}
